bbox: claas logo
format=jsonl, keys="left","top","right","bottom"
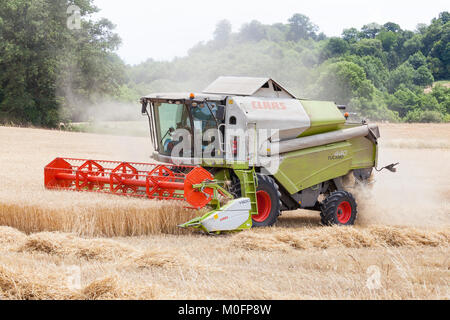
{"left": 252, "top": 101, "right": 287, "bottom": 110}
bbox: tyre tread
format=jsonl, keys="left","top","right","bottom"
{"left": 320, "top": 191, "right": 357, "bottom": 226}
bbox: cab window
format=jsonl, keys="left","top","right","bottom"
{"left": 154, "top": 102, "right": 191, "bottom": 155}
{"left": 191, "top": 102, "right": 218, "bottom": 135}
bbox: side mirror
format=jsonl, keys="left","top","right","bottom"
{"left": 216, "top": 105, "right": 225, "bottom": 121}
{"left": 141, "top": 101, "right": 148, "bottom": 115}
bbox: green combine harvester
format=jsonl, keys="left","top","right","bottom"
{"left": 46, "top": 76, "right": 397, "bottom": 234}
{"left": 139, "top": 76, "right": 398, "bottom": 233}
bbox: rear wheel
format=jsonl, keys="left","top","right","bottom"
{"left": 253, "top": 175, "right": 282, "bottom": 227}
{"left": 320, "top": 191, "right": 357, "bottom": 226}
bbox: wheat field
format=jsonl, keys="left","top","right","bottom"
{"left": 0, "top": 123, "right": 449, "bottom": 300}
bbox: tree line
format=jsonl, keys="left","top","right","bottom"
{"left": 129, "top": 12, "right": 450, "bottom": 123}
{"left": 0, "top": 0, "right": 126, "bottom": 126}
{"left": 0, "top": 1, "right": 448, "bottom": 126}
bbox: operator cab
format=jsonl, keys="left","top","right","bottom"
{"left": 141, "top": 77, "right": 304, "bottom": 167}
{"left": 141, "top": 93, "right": 227, "bottom": 164}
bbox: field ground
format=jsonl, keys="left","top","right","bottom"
{"left": 434, "top": 80, "right": 450, "bottom": 87}
{"left": 0, "top": 123, "right": 449, "bottom": 299}
{"left": 424, "top": 80, "right": 450, "bottom": 93}
{"left": 70, "top": 121, "right": 150, "bottom": 137}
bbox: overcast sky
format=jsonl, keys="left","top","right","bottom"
{"left": 93, "top": 0, "right": 448, "bottom": 65}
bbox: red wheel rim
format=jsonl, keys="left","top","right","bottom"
{"left": 337, "top": 201, "right": 352, "bottom": 224}
{"left": 254, "top": 190, "right": 272, "bottom": 223}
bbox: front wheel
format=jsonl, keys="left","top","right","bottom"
{"left": 320, "top": 191, "right": 357, "bottom": 226}
{"left": 253, "top": 175, "right": 282, "bottom": 227}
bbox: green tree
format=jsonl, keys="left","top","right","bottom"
{"left": 266, "top": 23, "right": 288, "bottom": 42}
{"left": 321, "top": 37, "right": 349, "bottom": 60}
{"left": 426, "top": 21, "right": 450, "bottom": 79}
{"left": 352, "top": 39, "right": 384, "bottom": 59}
{"left": 240, "top": 20, "right": 266, "bottom": 42}
{"left": 402, "top": 34, "right": 423, "bottom": 57}
{"left": 405, "top": 109, "right": 443, "bottom": 123}
{"left": 376, "top": 30, "right": 398, "bottom": 51}
{"left": 360, "top": 23, "right": 383, "bottom": 39}
{"left": 384, "top": 22, "right": 402, "bottom": 33}
{"left": 413, "top": 66, "right": 434, "bottom": 86}
{"left": 214, "top": 20, "right": 232, "bottom": 45}
{"left": 343, "top": 55, "right": 389, "bottom": 89}
{"left": 287, "top": 13, "right": 318, "bottom": 41}
{"left": 0, "top": 0, "right": 124, "bottom": 126}
{"left": 421, "top": 12, "right": 449, "bottom": 78}
{"left": 431, "top": 85, "right": 450, "bottom": 114}
{"left": 348, "top": 93, "right": 399, "bottom": 122}
{"left": 418, "top": 93, "right": 442, "bottom": 113}
{"left": 387, "top": 87, "right": 419, "bottom": 117}
{"left": 407, "top": 51, "right": 427, "bottom": 69}
{"left": 387, "top": 63, "right": 416, "bottom": 93}
{"left": 342, "top": 28, "right": 360, "bottom": 43}
{"left": 316, "top": 61, "right": 369, "bottom": 103}
{"left": 439, "top": 11, "right": 450, "bottom": 24}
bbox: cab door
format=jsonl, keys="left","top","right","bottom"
{"left": 190, "top": 101, "right": 225, "bottom": 164}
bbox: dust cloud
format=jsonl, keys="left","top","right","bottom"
{"left": 354, "top": 141, "right": 450, "bottom": 227}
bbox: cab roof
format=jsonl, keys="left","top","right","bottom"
{"left": 203, "top": 76, "right": 296, "bottom": 98}
{"left": 142, "top": 77, "right": 296, "bottom": 101}
{"left": 141, "top": 92, "right": 226, "bottom": 102}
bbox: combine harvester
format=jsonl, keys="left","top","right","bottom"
{"left": 45, "top": 77, "right": 397, "bottom": 234}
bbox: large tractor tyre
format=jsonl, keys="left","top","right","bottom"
{"left": 253, "top": 175, "right": 282, "bottom": 228}
{"left": 320, "top": 191, "right": 358, "bottom": 226}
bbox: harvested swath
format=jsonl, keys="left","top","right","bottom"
{"left": 19, "top": 232, "right": 136, "bottom": 261}
{"left": 232, "top": 226, "right": 450, "bottom": 251}
{"left": 0, "top": 226, "right": 27, "bottom": 246}
{"left": 369, "top": 226, "right": 446, "bottom": 247}
{"left": 127, "top": 249, "right": 182, "bottom": 269}
{"left": 0, "top": 265, "right": 78, "bottom": 300}
{"left": 82, "top": 277, "right": 119, "bottom": 300}
{"left": 81, "top": 276, "right": 159, "bottom": 300}
{"left": 274, "top": 227, "right": 376, "bottom": 250}
{"left": 231, "top": 231, "right": 291, "bottom": 252}
{"left": 17, "top": 231, "right": 185, "bottom": 271}
{"left": 0, "top": 265, "right": 158, "bottom": 300}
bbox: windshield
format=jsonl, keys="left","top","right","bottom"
{"left": 153, "top": 101, "right": 221, "bottom": 158}
{"left": 154, "top": 102, "right": 192, "bottom": 156}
